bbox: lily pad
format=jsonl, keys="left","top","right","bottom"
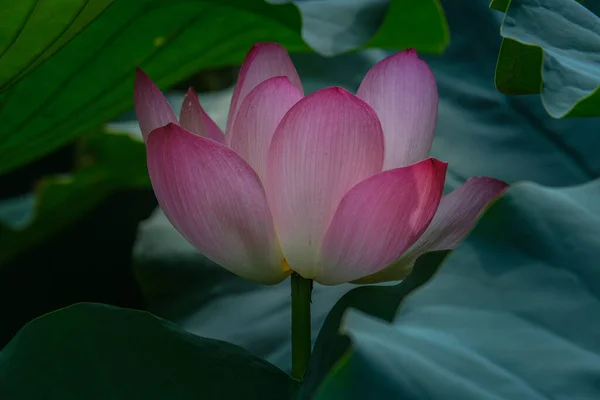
{"left": 300, "top": 251, "right": 450, "bottom": 399}
{"left": 314, "top": 179, "right": 600, "bottom": 399}
{"left": 0, "top": 303, "right": 297, "bottom": 399}
{"left": 492, "top": 0, "right": 600, "bottom": 118}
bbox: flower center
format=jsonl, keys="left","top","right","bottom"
{"left": 282, "top": 258, "right": 293, "bottom": 274}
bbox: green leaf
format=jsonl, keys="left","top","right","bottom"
{"left": 0, "top": 131, "right": 148, "bottom": 266}
{"left": 492, "top": 0, "right": 600, "bottom": 118}
{"left": 0, "top": 0, "right": 114, "bottom": 89}
{"left": 300, "top": 251, "right": 450, "bottom": 399}
{"left": 272, "top": 0, "right": 449, "bottom": 55}
{"left": 489, "top": 0, "right": 584, "bottom": 15}
{"left": 489, "top": 0, "right": 510, "bottom": 12}
{"left": 423, "top": 0, "right": 600, "bottom": 184}
{"left": 0, "top": 303, "right": 297, "bottom": 399}
{"left": 494, "top": 38, "right": 542, "bottom": 94}
{"left": 315, "top": 179, "right": 600, "bottom": 398}
{"left": 0, "top": 0, "right": 448, "bottom": 175}
{"left": 366, "top": 0, "right": 448, "bottom": 52}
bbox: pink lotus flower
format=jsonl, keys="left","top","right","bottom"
{"left": 134, "top": 43, "right": 507, "bottom": 285}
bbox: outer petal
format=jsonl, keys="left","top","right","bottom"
{"left": 357, "top": 49, "right": 438, "bottom": 170}
{"left": 180, "top": 88, "right": 225, "bottom": 143}
{"left": 226, "top": 42, "right": 303, "bottom": 138}
{"left": 358, "top": 177, "right": 508, "bottom": 283}
{"left": 267, "top": 87, "right": 385, "bottom": 279}
{"left": 146, "top": 123, "right": 286, "bottom": 284}
{"left": 317, "top": 158, "right": 447, "bottom": 285}
{"left": 230, "top": 76, "right": 303, "bottom": 182}
{"left": 134, "top": 68, "right": 178, "bottom": 140}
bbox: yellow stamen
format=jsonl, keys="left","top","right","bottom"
{"left": 282, "top": 258, "right": 293, "bottom": 274}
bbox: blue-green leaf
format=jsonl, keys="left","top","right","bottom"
{"left": 315, "top": 179, "right": 600, "bottom": 399}
{"left": 493, "top": 0, "right": 600, "bottom": 118}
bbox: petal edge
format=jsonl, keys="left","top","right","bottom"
{"left": 358, "top": 177, "right": 508, "bottom": 283}
{"left": 134, "top": 68, "right": 178, "bottom": 140}
{"left": 229, "top": 76, "right": 303, "bottom": 182}
{"left": 317, "top": 158, "right": 447, "bottom": 285}
{"left": 357, "top": 50, "right": 438, "bottom": 169}
{"left": 180, "top": 88, "right": 225, "bottom": 143}
{"left": 226, "top": 43, "right": 303, "bottom": 138}
{"left": 146, "top": 123, "right": 285, "bottom": 284}
{"left": 266, "top": 87, "right": 385, "bottom": 279}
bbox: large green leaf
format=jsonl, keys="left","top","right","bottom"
{"left": 277, "top": 0, "right": 449, "bottom": 55}
{"left": 0, "top": 303, "right": 297, "bottom": 399}
{"left": 0, "top": 131, "right": 147, "bottom": 266}
{"left": 422, "top": 0, "right": 600, "bottom": 185}
{"left": 492, "top": 0, "right": 600, "bottom": 118}
{"left": 0, "top": 0, "right": 114, "bottom": 89}
{"left": 314, "top": 179, "right": 600, "bottom": 398}
{"left": 0, "top": 0, "right": 447, "bottom": 175}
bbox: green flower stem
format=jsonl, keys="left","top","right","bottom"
{"left": 291, "top": 272, "right": 313, "bottom": 381}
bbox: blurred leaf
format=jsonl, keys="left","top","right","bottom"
{"left": 314, "top": 179, "right": 600, "bottom": 399}
{"left": 274, "top": 0, "right": 449, "bottom": 55}
{"left": 492, "top": 0, "right": 600, "bottom": 118}
{"left": 0, "top": 131, "right": 147, "bottom": 266}
{"left": 422, "top": 0, "right": 600, "bottom": 185}
{"left": 0, "top": 131, "right": 154, "bottom": 349}
{"left": 489, "top": 0, "right": 510, "bottom": 11}
{"left": 0, "top": 303, "right": 297, "bottom": 399}
{"left": 489, "top": 0, "right": 583, "bottom": 13}
{"left": 0, "top": 189, "right": 155, "bottom": 350}
{"left": 269, "top": 0, "right": 389, "bottom": 56}
{"left": 300, "top": 251, "right": 450, "bottom": 399}
{"left": 0, "top": 0, "right": 448, "bottom": 176}
{"left": 494, "top": 38, "right": 542, "bottom": 94}
{"left": 366, "top": 0, "right": 448, "bottom": 52}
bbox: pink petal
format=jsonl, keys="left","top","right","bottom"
{"left": 226, "top": 43, "right": 303, "bottom": 138}
{"left": 266, "top": 87, "right": 385, "bottom": 279}
{"left": 180, "top": 88, "right": 225, "bottom": 143}
{"left": 357, "top": 49, "right": 438, "bottom": 170}
{"left": 317, "top": 158, "right": 447, "bottom": 285}
{"left": 146, "top": 123, "right": 286, "bottom": 284}
{"left": 229, "top": 77, "right": 303, "bottom": 182}
{"left": 134, "top": 68, "right": 178, "bottom": 140}
{"left": 413, "top": 177, "right": 508, "bottom": 251}
{"left": 358, "top": 177, "right": 508, "bottom": 283}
